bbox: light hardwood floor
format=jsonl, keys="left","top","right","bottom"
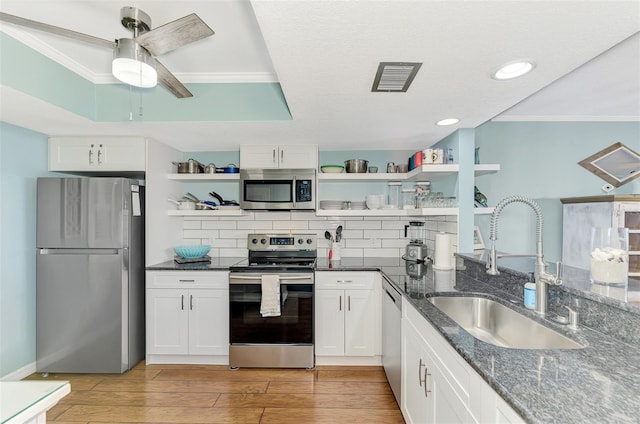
{"left": 25, "top": 362, "right": 404, "bottom": 423}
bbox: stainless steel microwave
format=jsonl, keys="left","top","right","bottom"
{"left": 240, "top": 169, "right": 316, "bottom": 211}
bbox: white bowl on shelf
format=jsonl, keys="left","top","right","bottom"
{"left": 366, "top": 194, "right": 385, "bottom": 210}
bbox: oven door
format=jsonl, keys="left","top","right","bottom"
{"left": 228, "top": 272, "right": 314, "bottom": 345}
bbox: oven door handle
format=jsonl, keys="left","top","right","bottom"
{"left": 229, "top": 274, "right": 313, "bottom": 284}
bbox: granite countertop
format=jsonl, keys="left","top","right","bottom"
{"left": 147, "top": 255, "right": 640, "bottom": 423}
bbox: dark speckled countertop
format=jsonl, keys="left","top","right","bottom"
{"left": 149, "top": 255, "right": 640, "bottom": 423}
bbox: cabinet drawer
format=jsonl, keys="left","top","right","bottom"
{"left": 404, "top": 299, "right": 471, "bottom": 405}
{"left": 315, "top": 271, "right": 379, "bottom": 290}
{"left": 146, "top": 271, "right": 228, "bottom": 289}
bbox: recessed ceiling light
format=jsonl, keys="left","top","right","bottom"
{"left": 436, "top": 118, "right": 459, "bottom": 126}
{"left": 491, "top": 60, "right": 536, "bottom": 80}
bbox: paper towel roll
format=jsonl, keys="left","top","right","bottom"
{"left": 433, "top": 232, "right": 453, "bottom": 270}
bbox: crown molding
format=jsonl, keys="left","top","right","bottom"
{"left": 492, "top": 115, "right": 640, "bottom": 122}
{"left": 1, "top": 26, "right": 97, "bottom": 81}
{"left": 3, "top": 27, "right": 279, "bottom": 85}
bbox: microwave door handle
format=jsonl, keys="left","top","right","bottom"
{"left": 292, "top": 176, "right": 296, "bottom": 207}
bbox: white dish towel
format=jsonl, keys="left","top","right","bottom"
{"left": 260, "top": 274, "right": 281, "bottom": 317}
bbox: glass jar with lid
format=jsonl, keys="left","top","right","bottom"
{"left": 402, "top": 188, "right": 416, "bottom": 209}
{"left": 414, "top": 181, "right": 431, "bottom": 208}
{"left": 387, "top": 182, "right": 402, "bottom": 209}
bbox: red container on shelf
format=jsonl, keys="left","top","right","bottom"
{"left": 414, "top": 151, "right": 423, "bottom": 167}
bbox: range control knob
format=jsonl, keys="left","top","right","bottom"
{"left": 260, "top": 238, "right": 267, "bottom": 245}
{"left": 307, "top": 238, "right": 313, "bottom": 244}
{"left": 297, "top": 238, "right": 304, "bottom": 244}
{"left": 251, "top": 238, "right": 259, "bottom": 245}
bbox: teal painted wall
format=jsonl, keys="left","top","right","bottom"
{"left": 1, "top": 33, "right": 292, "bottom": 122}
{"left": 474, "top": 121, "right": 640, "bottom": 264}
{"left": 0, "top": 122, "right": 57, "bottom": 378}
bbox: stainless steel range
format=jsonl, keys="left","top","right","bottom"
{"left": 228, "top": 233, "right": 316, "bottom": 369}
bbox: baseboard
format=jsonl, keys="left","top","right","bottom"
{"left": 1, "top": 361, "right": 37, "bottom": 381}
{"left": 315, "top": 355, "right": 382, "bottom": 366}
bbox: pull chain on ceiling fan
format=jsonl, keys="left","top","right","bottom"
{"left": 0, "top": 6, "right": 215, "bottom": 98}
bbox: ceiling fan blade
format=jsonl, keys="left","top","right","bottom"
{"left": 135, "top": 13, "right": 214, "bottom": 57}
{"left": 155, "top": 59, "right": 193, "bottom": 98}
{"left": 0, "top": 12, "right": 116, "bottom": 49}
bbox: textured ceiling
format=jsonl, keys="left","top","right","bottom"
{"left": 1, "top": 0, "right": 638, "bottom": 151}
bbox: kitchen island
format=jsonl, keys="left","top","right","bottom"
{"left": 147, "top": 255, "right": 640, "bottom": 423}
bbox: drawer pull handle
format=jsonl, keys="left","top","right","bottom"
{"left": 337, "top": 280, "right": 353, "bottom": 283}
{"left": 179, "top": 279, "right": 195, "bottom": 283}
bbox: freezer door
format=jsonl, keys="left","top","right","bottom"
{"left": 37, "top": 249, "right": 129, "bottom": 373}
{"left": 37, "top": 178, "right": 128, "bottom": 248}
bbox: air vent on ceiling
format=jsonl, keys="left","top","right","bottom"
{"left": 371, "top": 62, "right": 422, "bottom": 92}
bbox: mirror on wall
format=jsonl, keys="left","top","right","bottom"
{"left": 578, "top": 142, "right": 640, "bottom": 187}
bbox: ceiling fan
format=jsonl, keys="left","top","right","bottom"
{"left": 0, "top": 6, "right": 215, "bottom": 98}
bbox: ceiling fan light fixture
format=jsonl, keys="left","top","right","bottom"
{"left": 112, "top": 38, "right": 157, "bottom": 88}
{"left": 491, "top": 60, "right": 535, "bottom": 80}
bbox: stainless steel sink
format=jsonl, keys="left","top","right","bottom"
{"left": 428, "top": 296, "right": 584, "bottom": 350}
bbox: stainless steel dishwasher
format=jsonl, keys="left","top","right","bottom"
{"left": 382, "top": 278, "right": 402, "bottom": 404}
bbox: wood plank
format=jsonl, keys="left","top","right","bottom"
{"left": 267, "top": 380, "right": 392, "bottom": 395}
{"left": 56, "top": 405, "right": 264, "bottom": 424}
{"left": 214, "top": 393, "right": 399, "bottom": 409}
{"left": 260, "top": 407, "right": 405, "bottom": 424}
{"left": 153, "top": 368, "right": 315, "bottom": 382}
{"left": 93, "top": 379, "right": 268, "bottom": 394}
{"left": 59, "top": 390, "right": 219, "bottom": 407}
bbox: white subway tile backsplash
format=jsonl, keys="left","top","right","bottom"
{"left": 178, "top": 214, "right": 456, "bottom": 259}
{"left": 183, "top": 229, "right": 217, "bottom": 239}
{"left": 183, "top": 220, "right": 201, "bottom": 230}
{"left": 346, "top": 220, "right": 382, "bottom": 230}
{"left": 237, "top": 220, "right": 273, "bottom": 230}
{"left": 255, "top": 211, "right": 291, "bottom": 221}
{"left": 364, "top": 248, "right": 402, "bottom": 257}
{"left": 273, "top": 220, "right": 309, "bottom": 230}
{"left": 202, "top": 220, "right": 237, "bottom": 230}
{"left": 347, "top": 238, "right": 381, "bottom": 248}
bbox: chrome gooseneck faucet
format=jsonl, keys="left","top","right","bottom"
{"left": 486, "top": 195, "right": 561, "bottom": 316}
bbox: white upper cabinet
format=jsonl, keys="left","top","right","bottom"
{"left": 240, "top": 144, "right": 318, "bottom": 169}
{"left": 49, "top": 137, "right": 146, "bottom": 172}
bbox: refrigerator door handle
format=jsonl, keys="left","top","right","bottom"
{"left": 38, "top": 248, "right": 120, "bottom": 255}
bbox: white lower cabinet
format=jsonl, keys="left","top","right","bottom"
{"left": 315, "top": 271, "right": 381, "bottom": 361}
{"left": 401, "top": 298, "right": 524, "bottom": 424}
{"left": 146, "top": 271, "right": 229, "bottom": 364}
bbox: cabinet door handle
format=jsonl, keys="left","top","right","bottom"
{"left": 418, "top": 358, "right": 426, "bottom": 386}
{"left": 181, "top": 295, "right": 184, "bottom": 310}
{"left": 97, "top": 144, "right": 103, "bottom": 164}
{"left": 190, "top": 294, "right": 193, "bottom": 310}
{"left": 424, "top": 367, "right": 431, "bottom": 398}
{"left": 272, "top": 148, "right": 276, "bottom": 163}
{"left": 89, "top": 148, "right": 94, "bottom": 164}
{"left": 347, "top": 295, "right": 351, "bottom": 311}
{"left": 339, "top": 295, "right": 342, "bottom": 311}
{"left": 280, "top": 148, "right": 284, "bottom": 162}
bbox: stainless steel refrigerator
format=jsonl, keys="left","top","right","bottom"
{"left": 36, "top": 177, "right": 145, "bottom": 373}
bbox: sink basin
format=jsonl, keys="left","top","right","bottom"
{"left": 428, "top": 296, "right": 584, "bottom": 349}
